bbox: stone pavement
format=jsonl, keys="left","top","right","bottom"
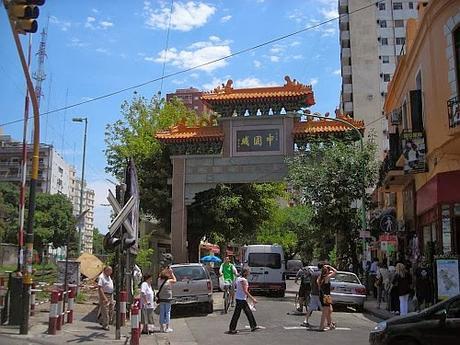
{"left": 0, "top": 294, "right": 225, "bottom": 345}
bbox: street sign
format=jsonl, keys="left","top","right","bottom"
{"left": 380, "top": 214, "right": 397, "bottom": 232}
{"left": 108, "top": 194, "right": 135, "bottom": 235}
{"left": 107, "top": 190, "right": 136, "bottom": 236}
{"left": 359, "top": 230, "right": 371, "bottom": 239}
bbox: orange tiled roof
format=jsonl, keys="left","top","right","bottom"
{"left": 201, "top": 76, "right": 314, "bottom": 104}
{"left": 293, "top": 115, "right": 364, "bottom": 137}
{"left": 155, "top": 123, "right": 224, "bottom": 143}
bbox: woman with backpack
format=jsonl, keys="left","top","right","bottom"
{"left": 157, "top": 267, "right": 177, "bottom": 333}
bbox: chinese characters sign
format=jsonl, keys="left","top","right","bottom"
{"left": 401, "top": 131, "right": 426, "bottom": 174}
{"left": 236, "top": 129, "right": 280, "bottom": 152}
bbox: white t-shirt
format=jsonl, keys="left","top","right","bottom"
{"left": 235, "top": 276, "right": 248, "bottom": 301}
{"left": 98, "top": 273, "right": 114, "bottom": 294}
{"left": 140, "top": 281, "right": 155, "bottom": 309}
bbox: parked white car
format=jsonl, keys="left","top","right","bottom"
{"left": 330, "top": 271, "right": 366, "bottom": 312}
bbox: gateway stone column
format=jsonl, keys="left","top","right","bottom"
{"left": 171, "top": 156, "right": 187, "bottom": 263}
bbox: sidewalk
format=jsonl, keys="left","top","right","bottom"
{"left": 363, "top": 297, "right": 393, "bottom": 320}
{"left": 0, "top": 301, "right": 153, "bottom": 345}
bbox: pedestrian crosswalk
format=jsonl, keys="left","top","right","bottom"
{"left": 283, "top": 326, "right": 352, "bottom": 331}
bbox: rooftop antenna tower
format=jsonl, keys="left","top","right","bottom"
{"left": 32, "top": 19, "right": 48, "bottom": 109}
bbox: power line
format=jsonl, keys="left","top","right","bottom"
{"left": 159, "top": 0, "right": 174, "bottom": 96}
{"left": 1, "top": 0, "right": 384, "bottom": 127}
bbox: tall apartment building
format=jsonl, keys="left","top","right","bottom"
{"left": 70, "top": 173, "right": 95, "bottom": 253}
{"left": 339, "top": 0, "right": 418, "bottom": 159}
{"left": 0, "top": 134, "right": 95, "bottom": 253}
{"left": 166, "top": 87, "right": 208, "bottom": 114}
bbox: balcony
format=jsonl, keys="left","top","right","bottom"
{"left": 343, "top": 83, "right": 352, "bottom": 94}
{"left": 339, "top": 0, "right": 348, "bottom": 14}
{"left": 340, "top": 30, "right": 350, "bottom": 42}
{"left": 447, "top": 96, "right": 460, "bottom": 129}
{"left": 342, "top": 65, "right": 352, "bottom": 76}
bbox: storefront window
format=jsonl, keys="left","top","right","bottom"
{"left": 442, "top": 205, "right": 452, "bottom": 254}
{"left": 423, "top": 225, "right": 432, "bottom": 246}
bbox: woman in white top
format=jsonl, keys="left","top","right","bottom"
{"left": 228, "top": 267, "right": 260, "bottom": 334}
{"left": 140, "top": 274, "right": 155, "bottom": 334}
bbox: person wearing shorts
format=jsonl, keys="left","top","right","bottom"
{"left": 295, "top": 267, "right": 311, "bottom": 313}
{"left": 302, "top": 264, "right": 322, "bottom": 327}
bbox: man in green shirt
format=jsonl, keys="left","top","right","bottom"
{"left": 219, "top": 256, "right": 239, "bottom": 306}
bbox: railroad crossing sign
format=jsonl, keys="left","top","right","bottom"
{"left": 380, "top": 214, "right": 397, "bottom": 233}
{"left": 107, "top": 190, "right": 135, "bottom": 236}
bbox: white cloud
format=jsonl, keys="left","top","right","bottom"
{"left": 99, "top": 21, "right": 114, "bottom": 29}
{"left": 85, "top": 16, "right": 114, "bottom": 30}
{"left": 145, "top": 1, "right": 216, "bottom": 31}
{"left": 309, "top": 78, "right": 319, "bottom": 86}
{"left": 190, "top": 72, "right": 200, "bottom": 78}
{"left": 253, "top": 60, "right": 262, "bottom": 68}
{"left": 68, "top": 37, "right": 89, "bottom": 48}
{"left": 270, "top": 55, "right": 280, "bottom": 62}
{"left": 291, "top": 41, "right": 301, "bottom": 47}
{"left": 321, "top": 8, "right": 338, "bottom": 20}
{"left": 95, "top": 48, "right": 109, "bottom": 54}
{"left": 292, "top": 55, "right": 303, "bottom": 60}
{"left": 92, "top": 8, "right": 99, "bottom": 14}
{"left": 221, "top": 15, "right": 232, "bottom": 23}
{"left": 333, "top": 69, "right": 341, "bottom": 75}
{"left": 50, "top": 16, "right": 71, "bottom": 31}
{"left": 149, "top": 37, "right": 231, "bottom": 72}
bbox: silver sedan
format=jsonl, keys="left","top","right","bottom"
{"left": 330, "top": 271, "right": 366, "bottom": 312}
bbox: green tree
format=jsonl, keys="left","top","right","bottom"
{"left": 287, "top": 140, "right": 378, "bottom": 269}
{"left": 92, "top": 227, "right": 105, "bottom": 255}
{"left": 256, "top": 205, "right": 314, "bottom": 261}
{"left": 104, "top": 94, "right": 198, "bottom": 230}
{"left": 188, "top": 183, "right": 284, "bottom": 261}
{"left": 0, "top": 182, "right": 76, "bottom": 254}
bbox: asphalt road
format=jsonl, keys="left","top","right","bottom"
{"left": 156, "top": 281, "right": 379, "bottom": 345}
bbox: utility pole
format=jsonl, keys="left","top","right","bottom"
{"left": 4, "top": 0, "right": 47, "bottom": 334}
{"left": 72, "top": 117, "right": 88, "bottom": 254}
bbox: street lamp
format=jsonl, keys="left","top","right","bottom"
{"left": 72, "top": 117, "right": 88, "bottom": 254}
{"left": 302, "top": 110, "right": 367, "bottom": 259}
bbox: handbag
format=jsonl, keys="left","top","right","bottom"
{"left": 323, "top": 294, "right": 333, "bottom": 305}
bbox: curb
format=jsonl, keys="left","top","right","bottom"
{"left": 363, "top": 305, "right": 392, "bottom": 320}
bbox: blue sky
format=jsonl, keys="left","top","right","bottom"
{"left": 0, "top": 0, "right": 342, "bottom": 233}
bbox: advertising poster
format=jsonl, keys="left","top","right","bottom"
{"left": 401, "top": 131, "right": 426, "bottom": 174}
{"left": 436, "top": 259, "right": 460, "bottom": 300}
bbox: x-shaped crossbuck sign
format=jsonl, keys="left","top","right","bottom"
{"left": 107, "top": 190, "right": 135, "bottom": 236}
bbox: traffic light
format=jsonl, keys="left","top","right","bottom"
{"left": 4, "top": 0, "right": 46, "bottom": 34}
{"left": 103, "top": 233, "right": 136, "bottom": 252}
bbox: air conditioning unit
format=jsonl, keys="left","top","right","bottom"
{"left": 376, "top": 20, "right": 380, "bottom": 24}
{"left": 378, "top": 55, "right": 382, "bottom": 59}
{"left": 380, "top": 73, "right": 383, "bottom": 77}
{"left": 381, "top": 92, "right": 386, "bottom": 96}
{"left": 377, "top": 37, "right": 381, "bottom": 41}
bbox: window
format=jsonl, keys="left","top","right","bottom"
{"left": 454, "top": 28, "right": 460, "bottom": 95}
{"left": 379, "top": 3, "right": 386, "bottom": 10}
{"left": 172, "top": 266, "right": 207, "bottom": 281}
{"left": 380, "top": 20, "right": 387, "bottom": 28}
{"left": 394, "top": 20, "right": 404, "bottom": 28}
{"left": 248, "top": 253, "right": 281, "bottom": 269}
{"left": 409, "top": 2, "right": 414, "bottom": 9}
{"left": 58, "top": 167, "right": 63, "bottom": 174}
{"left": 396, "top": 37, "right": 406, "bottom": 45}
{"left": 382, "top": 56, "right": 390, "bottom": 63}
{"left": 393, "top": 2, "right": 403, "bottom": 10}
{"left": 442, "top": 205, "right": 451, "bottom": 254}
{"left": 331, "top": 273, "right": 360, "bottom": 284}
{"left": 402, "top": 101, "right": 408, "bottom": 129}
{"left": 381, "top": 38, "right": 389, "bottom": 45}
{"left": 383, "top": 74, "right": 391, "bottom": 82}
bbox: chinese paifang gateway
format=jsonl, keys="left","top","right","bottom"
{"left": 155, "top": 76, "right": 365, "bottom": 263}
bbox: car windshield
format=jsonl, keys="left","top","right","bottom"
{"left": 332, "top": 273, "right": 360, "bottom": 284}
{"left": 248, "top": 253, "right": 281, "bottom": 269}
{"left": 173, "top": 266, "right": 207, "bottom": 281}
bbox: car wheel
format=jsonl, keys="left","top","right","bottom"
{"left": 275, "top": 290, "right": 285, "bottom": 298}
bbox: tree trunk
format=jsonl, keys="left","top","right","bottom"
{"left": 187, "top": 235, "right": 200, "bottom": 263}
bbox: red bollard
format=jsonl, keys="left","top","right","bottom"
{"left": 67, "top": 287, "right": 76, "bottom": 324}
{"left": 48, "top": 290, "right": 59, "bottom": 335}
{"left": 120, "top": 291, "right": 127, "bottom": 326}
{"left": 56, "top": 290, "right": 63, "bottom": 330}
{"left": 130, "top": 304, "right": 140, "bottom": 345}
{"left": 30, "top": 282, "right": 36, "bottom": 316}
{"left": 134, "top": 298, "right": 142, "bottom": 337}
{"left": 0, "top": 277, "right": 6, "bottom": 312}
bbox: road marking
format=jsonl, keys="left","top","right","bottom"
{"left": 244, "top": 325, "right": 266, "bottom": 329}
{"left": 283, "top": 326, "right": 352, "bottom": 331}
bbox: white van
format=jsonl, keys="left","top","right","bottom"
{"left": 243, "top": 244, "right": 286, "bottom": 297}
